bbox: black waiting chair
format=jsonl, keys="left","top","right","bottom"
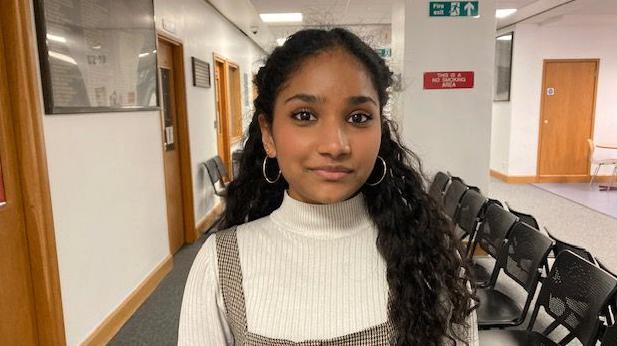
{"left": 504, "top": 202, "right": 540, "bottom": 230}
{"left": 469, "top": 203, "right": 518, "bottom": 288}
{"left": 213, "top": 155, "right": 229, "bottom": 181}
{"left": 596, "top": 258, "right": 617, "bottom": 327}
{"left": 443, "top": 178, "right": 468, "bottom": 221}
{"left": 428, "top": 171, "right": 450, "bottom": 206}
{"left": 453, "top": 189, "right": 487, "bottom": 255}
{"left": 601, "top": 325, "right": 617, "bottom": 345}
{"left": 477, "top": 221, "right": 553, "bottom": 329}
{"left": 202, "top": 158, "right": 227, "bottom": 197}
{"left": 479, "top": 251, "right": 617, "bottom": 346}
{"left": 544, "top": 227, "right": 595, "bottom": 263}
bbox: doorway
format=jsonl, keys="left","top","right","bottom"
{"left": 213, "top": 54, "right": 243, "bottom": 179}
{"left": 157, "top": 34, "right": 196, "bottom": 252}
{"left": 537, "top": 59, "right": 598, "bottom": 181}
{"left": 0, "top": 0, "right": 65, "bottom": 344}
{"left": 0, "top": 29, "right": 39, "bottom": 345}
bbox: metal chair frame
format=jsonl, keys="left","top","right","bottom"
{"left": 478, "top": 221, "right": 553, "bottom": 329}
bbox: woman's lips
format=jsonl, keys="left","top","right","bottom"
{"left": 310, "top": 166, "right": 353, "bottom": 181}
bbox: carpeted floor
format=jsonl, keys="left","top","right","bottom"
{"left": 108, "top": 179, "right": 616, "bottom": 345}
{"left": 108, "top": 228, "right": 215, "bottom": 346}
{"left": 532, "top": 182, "right": 617, "bottom": 219}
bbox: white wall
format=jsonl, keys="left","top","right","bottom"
{"left": 393, "top": 0, "right": 496, "bottom": 192}
{"left": 154, "top": 0, "right": 264, "bottom": 220}
{"left": 43, "top": 113, "right": 170, "bottom": 345}
{"left": 34, "top": 0, "right": 263, "bottom": 344}
{"left": 493, "top": 17, "right": 617, "bottom": 176}
{"left": 490, "top": 101, "right": 511, "bottom": 173}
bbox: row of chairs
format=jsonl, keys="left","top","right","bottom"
{"left": 202, "top": 155, "right": 229, "bottom": 197}
{"left": 429, "top": 171, "right": 617, "bottom": 345}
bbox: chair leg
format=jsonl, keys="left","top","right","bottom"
{"left": 590, "top": 164, "right": 601, "bottom": 185}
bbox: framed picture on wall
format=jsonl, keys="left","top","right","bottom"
{"left": 494, "top": 32, "right": 514, "bottom": 101}
{"left": 33, "top": 0, "right": 159, "bottom": 114}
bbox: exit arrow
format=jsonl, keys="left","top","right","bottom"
{"left": 464, "top": 2, "right": 475, "bottom": 16}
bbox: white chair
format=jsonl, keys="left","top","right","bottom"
{"left": 588, "top": 139, "right": 617, "bottom": 185}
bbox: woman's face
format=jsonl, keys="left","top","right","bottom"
{"left": 259, "top": 48, "right": 382, "bottom": 204}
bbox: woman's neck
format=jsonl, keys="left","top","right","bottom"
{"left": 269, "top": 191, "right": 373, "bottom": 238}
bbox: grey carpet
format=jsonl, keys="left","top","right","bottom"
{"left": 108, "top": 226, "right": 216, "bottom": 346}
{"left": 533, "top": 182, "right": 617, "bottom": 219}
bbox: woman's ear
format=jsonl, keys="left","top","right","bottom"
{"left": 258, "top": 114, "right": 277, "bottom": 158}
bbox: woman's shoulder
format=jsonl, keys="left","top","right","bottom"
{"left": 212, "top": 215, "right": 273, "bottom": 244}
{"left": 228, "top": 215, "right": 272, "bottom": 235}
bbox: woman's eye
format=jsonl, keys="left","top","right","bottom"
{"left": 292, "top": 110, "right": 316, "bottom": 122}
{"left": 347, "top": 113, "right": 372, "bottom": 124}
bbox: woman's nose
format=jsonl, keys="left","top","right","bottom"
{"left": 317, "top": 125, "right": 351, "bottom": 159}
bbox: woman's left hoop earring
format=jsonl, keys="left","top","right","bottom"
{"left": 366, "top": 156, "right": 387, "bottom": 186}
{"left": 262, "top": 156, "right": 281, "bottom": 184}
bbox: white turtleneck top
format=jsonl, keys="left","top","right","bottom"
{"left": 178, "top": 192, "right": 478, "bottom": 345}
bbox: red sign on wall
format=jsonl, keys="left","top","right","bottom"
{"left": 423, "top": 71, "right": 474, "bottom": 89}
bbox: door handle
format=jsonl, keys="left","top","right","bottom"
{"left": 544, "top": 120, "right": 549, "bottom": 124}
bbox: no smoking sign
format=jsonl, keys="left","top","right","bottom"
{"left": 423, "top": 71, "right": 474, "bottom": 89}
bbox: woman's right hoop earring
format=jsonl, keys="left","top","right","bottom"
{"left": 262, "top": 156, "right": 281, "bottom": 184}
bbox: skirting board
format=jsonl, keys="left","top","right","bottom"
{"left": 490, "top": 170, "right": 615, "bottom": 184}
{"left": 195, "top": 202, "right": 225, "bottom": 238}
{"left": 81, "top": 255, "right": 173, "bottom": 345}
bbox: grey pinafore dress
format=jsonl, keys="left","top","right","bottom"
{"left": 215, "top": 228, "right": 395, "bottom": 345}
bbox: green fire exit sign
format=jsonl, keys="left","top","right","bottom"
{"left": 430, "top": 1, "right": 479, "bottom": 17}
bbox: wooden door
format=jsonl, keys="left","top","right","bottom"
{"left": 158, "top": 38, "right": 185, "bottom": 254}
{"left": 537, "top": 60, "right": 598, "bottom": 178}
{"left": 0, "top": 27, "right": 38, "bottom": 344}
{"left": 214, "top": 57, "right": 231, "bottom": 173}
{"left": 227, "top": 63, "right": 242, "bottom": 175}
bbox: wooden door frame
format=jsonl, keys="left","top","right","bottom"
{"left": 536, "top": 58, "right": 599, "bottom": 182}
{"left": 1, "top": 0, "right": 66, "bottom": 344}
{"left": 156, "top": 33, "right": 197, "bottom": 244}
{"left": 213, "top": 53, "right": 232, "bottom": 174}
{"left": 227, "top": 61, "right": 243, "bottom": 144}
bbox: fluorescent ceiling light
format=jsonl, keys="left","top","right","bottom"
{"left": 497, "top": 35, "right": 512, "bottom": 41}
{"left": 138, "top": 52, "right": 150, "bottom": 58}
{"left": 276, "top": 38, "right": 287, "bottom": 46}
{"left": 46, "top": 33, "right": 66, "bottom": 43}
{"left": 49, "top": 51, "right": 76, "bottom": 65}
{"left": 496, "top": 9, "right": 517, "bottom": 18}
{"left": 260, "top": 13, "right": 303, "bottom": 23}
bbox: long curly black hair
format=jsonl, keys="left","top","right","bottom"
{"left": 221, "top": 28, "right": 476, "bottom": 345}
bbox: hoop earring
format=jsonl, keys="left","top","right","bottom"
{"left": 366, "top": 156, "right": 387, "bottom": 186}
{"left": 262, "top": 156, "right": 281, "bottom": 184}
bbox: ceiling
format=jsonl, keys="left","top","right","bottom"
{"left": 248, "top": 0, "right": 617, "bottom": 43}
{"left": 251, "top": 0, "right": 394, "bottom": 26}
{"left": 251, "top": 0, "right": 541, "bottom": 27}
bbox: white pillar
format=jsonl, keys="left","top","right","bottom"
{"left": 392, "top": 0, "right": 495, "bottom": 192}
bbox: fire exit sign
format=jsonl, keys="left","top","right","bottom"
{"left": 430, "top": 1, "right": 479, "bottom": 17}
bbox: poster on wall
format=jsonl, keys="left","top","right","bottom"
{"left": 33, "top": 0, "right": 159, "bottom": 114}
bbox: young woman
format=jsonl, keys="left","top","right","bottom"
{"left": 179, "top": 28, "right": 478, "bottom": 345}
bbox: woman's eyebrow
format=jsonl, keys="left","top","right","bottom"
{"left": 348, "top": 95, "right": 377, "bottom": 106}
{"left": 284, "top": 93, "right": 324, "bottom": 104}
{"left": 284, "top": 94, "right": 377, "bottom": 106}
